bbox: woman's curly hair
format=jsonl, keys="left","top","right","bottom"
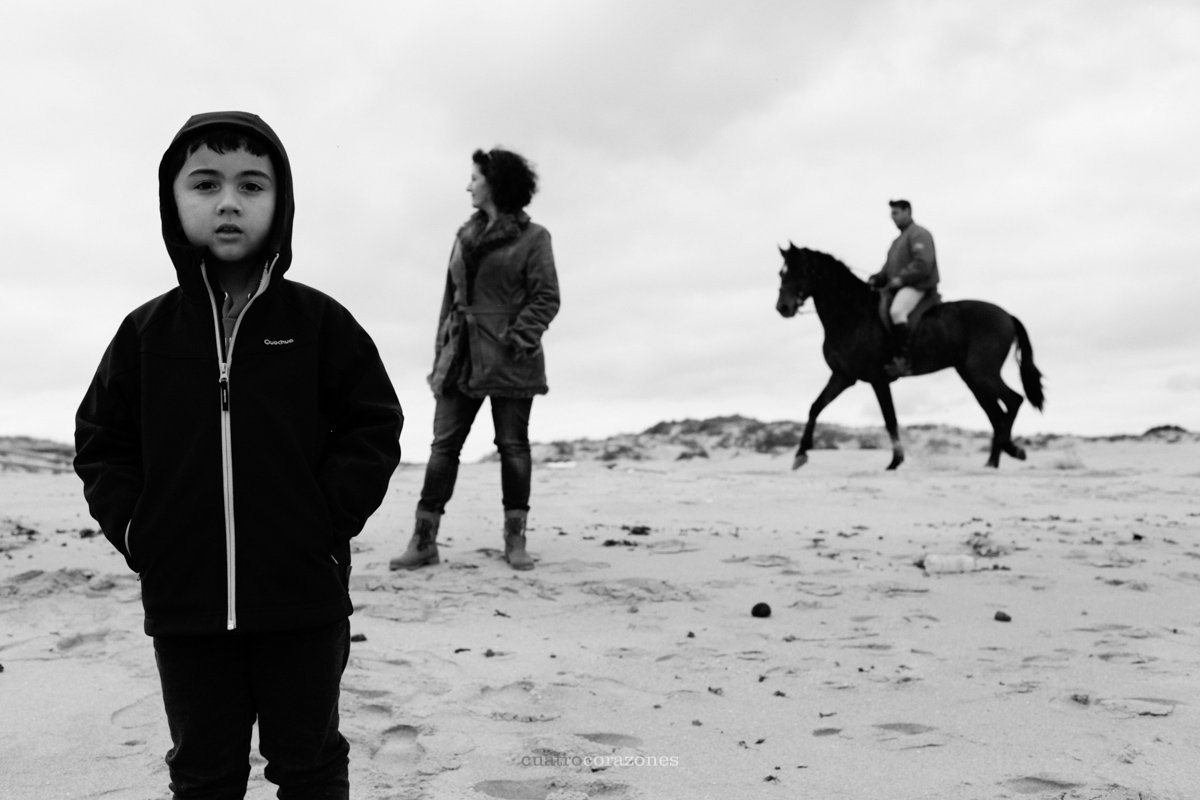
{"left": 472, "top": 148, "right": 538, "bottom": 213}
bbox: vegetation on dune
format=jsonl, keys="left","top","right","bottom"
{"left": 0, "top": 437, "right": 74, "bottom": 474}
{"left": 507, "top": 418, "right": 1196, "bottom": 464}
{"left": 2, "top": 424, "right": 1193, "bottom": 473}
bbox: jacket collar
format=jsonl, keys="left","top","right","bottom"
{"left": 457, "top": 210, "right": 529, "bottom": 256}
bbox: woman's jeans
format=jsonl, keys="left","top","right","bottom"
{"left": 418, "top": 390, "right": 533, "bottom": 515}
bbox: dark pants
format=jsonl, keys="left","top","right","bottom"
{"left": 418, "top": 390, "right": 533, "bottom": 515}
{"left": 152, "top": 619, "right": 351, "bottom": 800}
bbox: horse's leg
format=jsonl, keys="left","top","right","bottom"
{"left": 794, "top": 372, "right": 856, "bottom": 469}
{"left": 962, "top": 360, "right": 1028, "bottom": 462}
{"left": 870, "top": 380, "right": 904, "bottom": 470}
{"left": 957, "top": 368, "right": 1007, "bottom": 468}
{"left": 998, "top": 383, "right": 1026, "bottom": 460}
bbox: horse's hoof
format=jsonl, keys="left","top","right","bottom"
{"left": 886, "top": 453, "right": 904, "bottom": 471}
{"left": 792, "top": 453, "right": 808, "bottom": 470}
{"left": 1012, "top": 446, "right": 1027, "bottom": 461}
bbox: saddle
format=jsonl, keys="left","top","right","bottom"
{"left": 878, "top": 290, "right": 942, "bottom": 333}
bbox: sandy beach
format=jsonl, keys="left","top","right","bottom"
{"left": 2, "top": 424, "right": 1198, "bottom": 799}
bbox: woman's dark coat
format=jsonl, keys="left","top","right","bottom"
{"left": 428, "top": 211, "right": 560, "bottom": 398}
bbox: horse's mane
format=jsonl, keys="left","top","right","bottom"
{"left": 780, "top": 245, "right": 876, "bottom": 323}
{"left": 801, "top": 248, "right": 862, "bottom": 283}
{"left": 791, "top": 247, "right": 870, "bottom": 295}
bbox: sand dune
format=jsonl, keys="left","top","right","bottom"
{"left": 2, "top": 422, "right": 1198, "bottom": 799}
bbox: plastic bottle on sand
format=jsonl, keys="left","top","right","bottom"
{"left": 923, "top": 554, "right": 979, "bottom": 574}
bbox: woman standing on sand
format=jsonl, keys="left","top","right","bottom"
{"left": 391, "top": 148, "right": 560, "bottom": 572}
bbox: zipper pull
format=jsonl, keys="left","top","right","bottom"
{"left": 219, "top": 363, "right": 230, "bottom": 411}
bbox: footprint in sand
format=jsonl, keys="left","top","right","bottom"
{"left": 356, "top": 597, "right": 438, "bottom": 624}
{"left": 372, "top": 723, "right": 425, "bottom": 767}
{"left": 344, "top": 686, "right": 392, "bottom": 701}
{"left": 469, "top": 680, "right": 562, "bottom": 723}
{"left": 644, "top": 539, "right": 700, "bottom": 555}
{"left": 1083, "top": 696, "right": 1181, "bottom": 718}
{"left": 343, "top": 655, "right": 456, "bottom": 705}
{"left": 102, "top": 694, "right": 161, "bottom": 760}
{"left": 56, "top": 628, "right": 121, "bottom": 653}
{"left": 472, "top": 779, "right": 559, "bottom": 800}
{"left": 1096, "top": 651, "right": 1156, "bottom": 665}
{"left": 872, "top": 722, "right": 947, "bottom": 750}
{"left": 868, "top": 582, "right": 930, "bottom": 597}
{"left": 1074, "top": 622, "right": 1132, "bottom": 633}
{"left": 720, "top": 553, "right": 795, "bottom": 568}
{"left": 111, "top": 693, "right": 161, "bottom": 730}
{"left": 1055, "top": 787, "right": 1167, "bottom": 800}
{"left": 548, "top": 559, "right": 611, "bottom": 573}
{"left": 790, "top": 580, "right": 843, "bottom": 598}
{"left": 356, "top": 702, "right": 394, "bottom": 721}
{"left": 472, "top": 778, "right": 630, "bottom": 800}
{"left": 875, "top": 722, "right": 935, "bottom": 736}
{"left": 1004, "top": 775, "right": 1082, "bottom": 794}
{"left": 578, "top": 578, "right": 704, "bottom": 604}
{"left": 576, "top": 733, "right": 643, "bottom": 748}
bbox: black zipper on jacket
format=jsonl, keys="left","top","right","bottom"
{"left": 200, "top": 257, "right": 276, "bottom": 631}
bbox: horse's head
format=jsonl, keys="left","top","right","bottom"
{"left": 776, "top": 242, "right": 813, "bottom": 318}
{"left": 777, "top": 243, "right": 864, "bottom": 318}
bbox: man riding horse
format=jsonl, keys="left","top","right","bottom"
{"left": 867, "top": 199, "right": 938, "bottom": 378}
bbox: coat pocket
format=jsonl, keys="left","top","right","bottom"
{"left": 463, "top": 306, "right": 523, "bottom": 389}
{"left": 465, "top": 312, "right": 508, "bottom": 386}
{"left": 428, "top": 313, "right": 463, "bottom": 395}
{"left": 123, "top": 499, "right": 147, "bottom": 573}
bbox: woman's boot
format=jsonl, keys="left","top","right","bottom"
{"left": 503, "top": 510, "right": 534, "bottom": 571}
{"left": 389, "top": 512, "right": 440, "bottom": 570}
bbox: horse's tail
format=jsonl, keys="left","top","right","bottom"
{"left": 1012, "top": 315, "right": 1044, "bottom": 411}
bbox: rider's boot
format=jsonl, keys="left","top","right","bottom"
{"left": 885, "top": 323, "right": 913, "bottom": 378}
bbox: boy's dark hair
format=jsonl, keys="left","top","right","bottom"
{"left": 472, "top": 148, "right": 538, "bottom": 213}
{"left": 165, "top": 127, "right": 273, "bottom": 183}
{"left": 888, "top": 198, "right": 912, "bottom": 212}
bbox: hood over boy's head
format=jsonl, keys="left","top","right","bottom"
{"left": 159, "top": 111, "right": 295, "bottom": 278}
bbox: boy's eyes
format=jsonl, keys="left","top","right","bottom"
{"left": 186, "top": 180, "right": 268, "bottom": 193}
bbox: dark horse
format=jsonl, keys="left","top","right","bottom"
{"left": 776, "top": 244, "right": 1044, "bottom": 470}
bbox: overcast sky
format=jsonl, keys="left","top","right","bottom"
{"left": 3, "top": 0, "right": 1198, "bottom": 462}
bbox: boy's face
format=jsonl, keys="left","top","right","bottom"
{"left": 173, "top": 145, "right": 276, "bottom": 265}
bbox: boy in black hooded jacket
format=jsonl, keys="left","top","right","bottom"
{"left": 74, "top": 111, "right": 403, "bottom": 799}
